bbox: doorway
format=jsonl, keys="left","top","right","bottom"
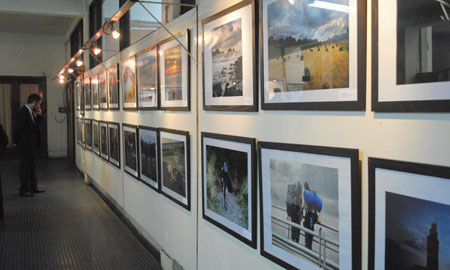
{"left": 0, "top": 76, "right": 48, "bottom": 159}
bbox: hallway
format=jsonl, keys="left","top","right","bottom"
{"left": 0, "top": 158, "right": 161, "bottom": 270}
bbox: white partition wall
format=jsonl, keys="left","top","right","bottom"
{"left": 75, "top": 0, "right": 450, "bottom": 269}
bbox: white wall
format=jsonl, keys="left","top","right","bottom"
{"left": 0, "top": 33, "right": 68, "bottom": 157}
{"left": 0, "top": 0, "right": 85, "bottom": 17}
{"left": 76, "top": 0, "right": 450, "bottom": 270}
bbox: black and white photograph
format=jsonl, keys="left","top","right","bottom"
{"left": 373, "top": 0, "right": 450, "bottom": 112}
{"left": 202, "top": 0, "right": 257, "bottom": 111}
{"left": 92, "top": 120, "right": 100, "bottom": 155}
{"left": 259, "top": 142, "right": 361, "bottom": 270}
{"left": 123, "top": 124, "right": 138, "bottom": 177}
{"left": 84, "top": 119, "right": 92, "bottom": 151}
{"left": 83, "top": 77, "right": 91, "bottom": 111}
{"left": 202, "top": 133, "right": 256, "bottom": 247}
{"left": 108, "top": 64, "right": 120, "bottom": 110}
{"left": 158, "top": 31, "right": 190, "bottom": 110}
{"left": 100, "top": 121, "right": 109, "bottom": 160}
{"left": 92, "top": 74, "right": 99, "bottom": 110}
{"left": 369, "top": 158, "right": 450, "bottom": 270}
{"left": 99, "top": 70, "right": 108, "bottom": 110}
{"left": 160, "top": 129, "right": 190, "bottom": 209}
{"left": 261, "top": 0, "right": 366, "bottom": 110}
{"left": 137, "top": 47, "right": 158, "bottom": 109}
{"left": 122, "top": 57, "right": 137, "bottom": 109}
{"left": 108, "top": 122, "right": 120, "bottom": 168}
{"left": 139, "top": 126, "right": 159, "bottom": 190}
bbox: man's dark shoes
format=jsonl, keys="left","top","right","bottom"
{"left": 31, "top": 187, "right": 45, "bottom": 193}
{"left": 20, "top": 191, "right": 34, "bottom": 197}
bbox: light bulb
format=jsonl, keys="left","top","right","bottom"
{"left": 289, "top": 0, "right": 296, "bottom": 4}
{"left": 59, "top": 75, "right": 64, "bottom": 80}
{"left": 59, "top": 79, "right": 65, "bottom": 84}
{"left": 93, "top": 47, "right": 102, "bottom": 55}
{"left": 112, "top": 30, "right": 121, "bottom": 40}
{"left": 68, "top": 68, "right": 74, "bottom": 73}
{"left": 76, "top": 60, "right": 83, "bottom": 67}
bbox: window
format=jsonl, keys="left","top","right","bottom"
{"left": 89, "top": 0, "right": 103, "bottom": 68}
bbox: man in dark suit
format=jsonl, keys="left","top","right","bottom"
{"left": 15, "top": 94, "right": 45, "bottom": 197}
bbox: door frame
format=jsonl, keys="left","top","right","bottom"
{"left": 0, "top": 76, "right": 48, "bottom": 158}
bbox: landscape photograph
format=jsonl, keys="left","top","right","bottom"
{"left": 99, "top": 71, "right": 107, "bottom": 107}
{"left": 266, "top": 0, "right": 349, "bottom": 96}
{"left": 108, "top": 65, "right": 119, "bottom": 107}
{"left": 109, "top": 125, "right": 120, "bottom": 164}
{"left": 137, "top": 49, "right": 158, "bottom": 107}
{"left": 210, "top": 18, "right": 243, "bottom": 98}
{"left": 124, "top": 128, "right": 137, "bottom": 173}
{"left": 122, "top": 58, "right": 137, "bottom": 105}
{"left": 161, "top": 136, "right": 186, "bottom": 197}
{"left": 140, "top": 129, "right": 158, "bottom": 184}
{"left": 93, "top": 121, "right": 99, "bottom": 153}
{"left": 385, "top": 192, "right": 450, "bottom": 270}
{"left": 205, "top": 144, "right": 249, "bottom": 230}
{"left": 163, "top": 45, "right": 183, "bottom": 101}
{"left": 269, "top": 159, "right": 340, "bottom": 269}
{"left": 100, "top": 124, "right": 108, "bottom": 158}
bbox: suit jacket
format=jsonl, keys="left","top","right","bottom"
{"left": 15, "top": 106, "right": 41, "bottom": 154}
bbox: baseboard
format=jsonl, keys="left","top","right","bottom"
{"left": 48, "top": 151, "right": 67, "bottom": 158}
{"left": 89, "top": 180, "right": 162, "bottom": 264}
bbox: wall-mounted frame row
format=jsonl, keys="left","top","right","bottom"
{"left": 75, "top": 29, "right": 191, "bottom": 113}
{"left": 77, "top": 121, "right": 450, "bottom": 270}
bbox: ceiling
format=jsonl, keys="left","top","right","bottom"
{"left": 0, "top": 12, "right": 78, "bottom": 36}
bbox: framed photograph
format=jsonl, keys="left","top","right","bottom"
{"left": 373, "top": 0, "right": 450, "bottom": 112}
{"left": 122, "top": 56, "right": 138, "bottom": 109}
{"left": 137, "top": 46, "right": 159, "bottom": 110}
{"left": 84, "top": 119, "right": 92, "bottom": 151}
{"left": 202, "top": 0, "right": 258, "bottom": 111}
{"left": 92, "top": 120, "right": 100, "bottom": 155}
{"left": 76, "top": 117, "right": 83, "bottom": 146}
{"left": 158, "top": 30, "right": 190, "bottom": 111}
{"left": 368, "top": 158, "right": 450, "bottom": 270}
{"left": 83, "top": 76, "right": 91, "bottom": 111}
{"left": 201, "top": 132, "right": 257, "bottom": 248}
{"left": 260, "top": 0, "right": 366, "bottom": 111}
{"left": 159, "top": 128, "right": 190, "bottom": 210}
{"left": 100, "top": 121, "right": 109, "bottom": 160}
{"left": 99, "top": 70, "right": 108, "bottom": 110}
{"left": 123, "top": 124, "right": 139, "bottom": 178}
{"left": 75, "top": 77, "right": 83, "bottom": 112}
{"left": 108, "top": 63, "right": 120, "bottom": 110}
{"left": 259, "top": 142, "right": 361, "bottom": 270}
{"left": 92, "top": 74, "right": 99, "bottom": 110}
{"left": 108, "top": 122, "right": 121, "bottom": 168}
{"left": 139, "top": 126, "right": 159, "bottom": 190}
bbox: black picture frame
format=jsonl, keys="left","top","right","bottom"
{"left": 108, "top": 122, "right": 121, "bottom": 169}
{"left": 201, "top": 132, "right": 257, "bottom": 248}
{"left": 259, "top": 0, "right": 367, "bottom": 111}
{"left": 159, "top": 128, "right": 190, "bottom": 210}
{"left": 138, "top": 126, "right": 160, "bottom": 192}
{"left": 368, "top": 158, "right": 450, "bottom": 270}
{"left": 137, "top": 45, "right": 159, "bottom": 111}
{"left": 201, "top": 0, "right": 258, "bottom": 112}
{"left": 122, "top": 55, "right": 138, "bottom": 110}
{"left": 157, "top": 29, "right": 191, "bottom": 111}
{"left": 92, "top": 74, "right": 100, "bottom": 110}
{"left": 108, "top": 63, "right": 121, "bottom": 111}
{"left": 123, "top": 123, "right": 139, "bottom": 178}
{"left": 99, "top": 70, "right": 109, "bottom": 111}
{"left": 92, "top": 119, "right": 100, "bottom": 155}
{"left": 76, "top": 117, "right": 83, "bottom": 146}
{"left": 83, "top": 76, "right": 92, "bottom": 111}
{"left": 99, "top": 121, "right": 109, "bottom": 161}
{"left": 84, "top": 119, "right": 92, "bottom": 151}
{"left": 258, "top": 141, "right": 361, "bottom": 270}
{"left": 371, "top": 0, "right": 450, "bottom": 112}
